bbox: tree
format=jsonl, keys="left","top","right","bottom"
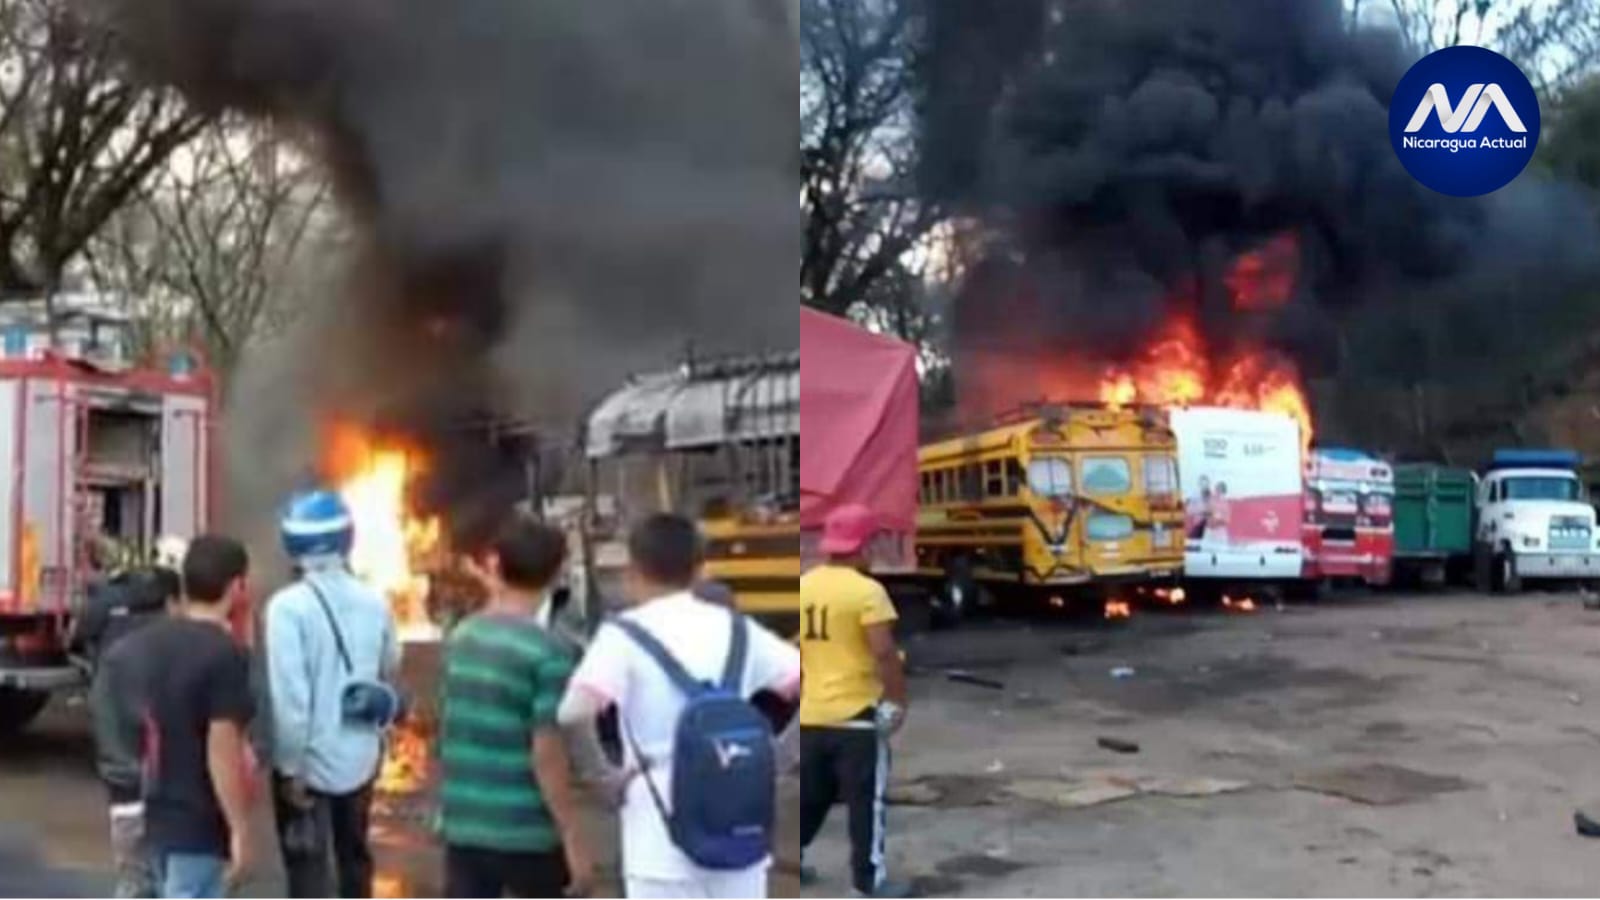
{"left": 1378, "top": 0, "right": 1600, "bottom": 91}
{"left": 0, "top": 0, "right": 208, "bottom": 314}
{"left": 800, "top": 0, "right": 938, "bottom": 324}
{"left": 84, "top": 120, "right": 336, "bottom": 377}
{"left": 1540, "top": 75, "right": 1600, "bottom": 191}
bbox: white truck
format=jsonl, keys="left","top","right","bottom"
{"left": 0, "top": 342, "right": 214, "bottom": 733}
{"left": 1474, "top": 449, "right": 1600, "bottom": 593}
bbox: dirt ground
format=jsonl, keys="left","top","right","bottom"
{"left": 801, "top": 590, "right": 1600, "bottom": 897}
{"left": 0, "top": 664, "right": 800, "bottom": 898}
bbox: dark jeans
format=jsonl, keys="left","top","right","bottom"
{"left": 799, "top": 717, "right": 890, "bottom": 894}
{"left": 443, "top": 845, "right": 568, "bottom": 899}
{"left": 271, "top": 773, "right": 375, "bottom": 899}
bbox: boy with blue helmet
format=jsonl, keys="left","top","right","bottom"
{"left": 264, "top": 488, "right": 400, "bottom": 899}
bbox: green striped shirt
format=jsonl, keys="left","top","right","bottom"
{"left": 437, "top": 610, "right": 575, "bottom": 852}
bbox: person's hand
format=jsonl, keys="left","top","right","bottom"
{"left": 877, "top": 701, "right": 907, "bottom": 737}
{"left": 562, "top": 836, "right": 597, "bottom": 897}
{"left": 225, "top": 828, "right": 253, "bottom": 889}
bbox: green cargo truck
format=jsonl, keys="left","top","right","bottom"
{"left": 1393, "top": 463, "right": 1476, "bottom": 585}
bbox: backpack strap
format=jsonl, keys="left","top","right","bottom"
{"left": 609, "top": 618, "right": 702, "bottom": 695}
{"left": 719, "top": 612, "right": 748, "bottom": 694}
{"left": 304, "top": 579, "right": 353, "bottom": 676}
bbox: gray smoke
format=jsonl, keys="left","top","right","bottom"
{"left": 89, "top": 0, "right": 797, "bottom": 550}
{"left": 916, "top": 0, "right": 1600, "bottom": 444}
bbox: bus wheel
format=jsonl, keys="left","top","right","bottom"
{"left": 934, "top": 560, "right": 977, "bottom": 629}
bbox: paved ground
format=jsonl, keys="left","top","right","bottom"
{"left": 802, "top": 590, "right": 1600, "bottom": 897}
{"left": 0, "top": 659, "right": 800, "bottom": 898}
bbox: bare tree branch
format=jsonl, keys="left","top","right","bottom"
{"left": 0, "top": 0, "right": 212, "bottom": 303}
{"left": 88, "top": 120, "right": 336, "bottom": 377}
{"left": 801, "top": 0, "right": 939, "bottom": 320}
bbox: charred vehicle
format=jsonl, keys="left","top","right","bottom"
{"left": 576, "top": 351, "right": 798, "bottom": 637}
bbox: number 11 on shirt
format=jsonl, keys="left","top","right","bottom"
{"left": 802, "top": 604, "right": 829, "bottom": 641}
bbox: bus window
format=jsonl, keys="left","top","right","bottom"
{"left": 961, "top": 465, "right": 982, "bottom": 501}
{"left": 1143, "top": 456, "right": 1177, "bottom": 497}
{"left": 920, "top": 471, "right": 933, "bottom": 504}
{"left": 1086, "top": 511, "right": 1134, "bottom": 541}
{"left": 984, "top": 461, "right": 1004, "bottom": 497}
{"left": 1027, "top": 458, "right": 1073, "bottom": 498}
{"left": 939, "top": 468, "right": 954, "bottom": 503}
{"left": 1081, "top": 456, "right": 1132, "bottom": 495}
{"left": 1005, "top": 459, "right": 1024, "bottom": 495}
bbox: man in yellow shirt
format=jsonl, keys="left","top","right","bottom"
{"left": 799, "top": 504, "right": 911, "bottom": 898}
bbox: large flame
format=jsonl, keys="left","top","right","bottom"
{"left": 377, "top": 717, "right": 433, "bottom": 795}
{"left": 1096, "top": 316, "right": 1313, "bottom": 452}
{"left": 323, "top": 422, "right": 444, "bottom": 642}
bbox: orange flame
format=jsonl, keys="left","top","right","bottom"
{"left": 1104, "top": 599, "right": 1132, "bottom": 619}
{"left": 377, "top": 717, "right": 432, "bottom": 795}
{"left": 1153, "top": 586, "right": 1186, "bottom": 605}
{"left": 1222, "top": 594, "right": 1258, "bottom": 613}
{"left": 1096, "top": 317, "right": 1312, "bottom": 452}
{"left": 323, "top": 422, "right": 444, "bottom": 642}
{"left": 1224, "top": 231, "right": 1299, "bottom": 312}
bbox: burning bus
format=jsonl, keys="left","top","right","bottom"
{"left": 914, "top": 403, "right": 1184, "bottom": 622}
{"left": 1170, "top": 406, "right": 1305, "bottom": 601}
{"left": 579, "top": 351, "right": 798, "bottom": 637}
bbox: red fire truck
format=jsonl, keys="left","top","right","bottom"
{"left": 0, "top": 343, "right": 215, "bottom": 733}
{"left": 1302, "top": 447, "right": 1394, "bottom": 586}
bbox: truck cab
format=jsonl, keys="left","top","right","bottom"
{"left": 1475, "top": 449, "right": 1600, "bottom": 592}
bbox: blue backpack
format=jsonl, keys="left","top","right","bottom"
{"left": 611, "top": 613, "right": 775, "bottom": 870}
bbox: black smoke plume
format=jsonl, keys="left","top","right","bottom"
{"left": 915, "top": 0, "right": 1600, "bottom": 450}
{"left": 89, "top": 0, "right": 796, "bottom": 550}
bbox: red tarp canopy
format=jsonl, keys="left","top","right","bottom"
{"left": 800, "top": 307, "right": 918, "bottom": 532}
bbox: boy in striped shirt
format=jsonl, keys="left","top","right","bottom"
{"left": 438, "top": 518, "right": 595, "bottom": 898}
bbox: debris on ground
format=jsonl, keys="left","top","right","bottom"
{"left": 1097, "top": 736, "right": 1141, "bottom": 754}
{"left": 1293, "top": 763, "right": 1471, "bottom": 806}
{"left": 947, "top": 670, "right": 1006, "bottom": 690}
{"left": 1110, "top": 666, "right": 1136, "bottom": 678}
{"left": 888, "top": 774, "right": 1005, "bottom": 808}
{"left": 1574, "top": 810, "right": 1600, "bottom": 838}
{"left": 1005, "top": 769, "right": 1250, "bottom": 810}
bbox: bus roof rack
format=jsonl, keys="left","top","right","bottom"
{"left": 990, "top": 400, "right": 1169, "bottom": 427}
{"left": 1488, "top": 448, "right": 1581, "bottom": 471}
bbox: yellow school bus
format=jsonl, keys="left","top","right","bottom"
{"left": 914, "top": 404, "right": 1183, "bottom": 618}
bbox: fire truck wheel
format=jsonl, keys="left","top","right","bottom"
{"left": 0, "top": 687, "right": 49, "bottom": 735}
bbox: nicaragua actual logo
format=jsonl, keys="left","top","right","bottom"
{"left": 1388, "top": 45, "right": 1540, "bottom": 197}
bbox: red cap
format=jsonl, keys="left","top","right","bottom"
{"left": 820, "top": 503, "right": 879, "bottom": 555}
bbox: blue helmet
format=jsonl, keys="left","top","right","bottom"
{"left": 280, "top": 489, "right": 355, "bottom": 559}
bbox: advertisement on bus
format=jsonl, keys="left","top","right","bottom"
{"left": 1171, "top": 407, "right": 1304, "bottom": 579}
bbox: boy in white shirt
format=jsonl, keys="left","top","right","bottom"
{"left": 558, "top": 514, "right": 800, "bottom": 899}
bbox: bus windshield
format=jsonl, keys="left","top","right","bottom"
{"left": 1027, "top": 457, "right": 1073, "bottom": 498}
{"left": 1503, "top": 476, "right": 1582, "bottom": 501}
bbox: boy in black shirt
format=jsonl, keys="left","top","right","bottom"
{"left": 89, "top": 566, "right": 180, "bottom": 898}
{"left": 140, "top": 536, "right": 255, "bottom": 899}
